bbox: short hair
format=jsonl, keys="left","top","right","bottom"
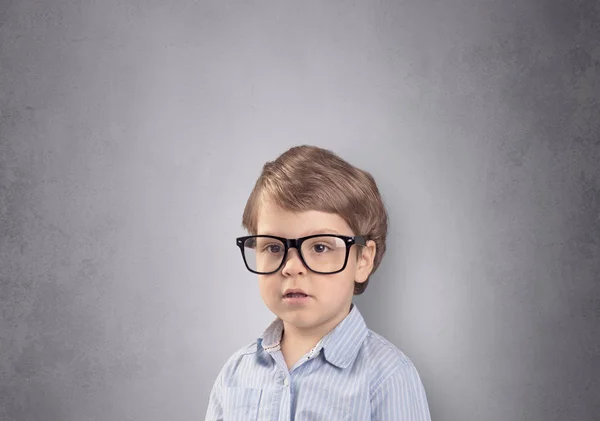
{"left": 242, "top": 145, "right": 388, "bottom": 295}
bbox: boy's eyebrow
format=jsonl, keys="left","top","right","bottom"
{"left": 259, "top": 229, "right": 342, "bottom": 237}
{"left": 303, "top": 229, "right": 341, "bottom": 236}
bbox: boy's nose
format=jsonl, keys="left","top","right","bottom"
{"left": 281, "top": 248, "right": 307, "bottom": 276}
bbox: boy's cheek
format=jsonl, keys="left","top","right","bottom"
{"left": 257, "top": 278, "right": 281, "bottom": 298}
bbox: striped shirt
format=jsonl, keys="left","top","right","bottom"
{"left": 205, "top": 304, "right": 432, "bottom": 420}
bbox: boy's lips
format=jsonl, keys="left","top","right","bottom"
{"left": 282, "top": 289, "right": 312, "bottom": 304}
{"left": 282, "top": 288, "right": 310, "bottom": 297}
{"left": 282, "top": 294, "right": 312, "bottom": 305}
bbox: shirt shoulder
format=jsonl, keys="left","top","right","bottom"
{"left": 223, "top": 340, "right": 259, "bottom": 365}
{"left": 363, "top": 329, "right": 415, "bottom": 367}
{"left": 215, "top": 340, "right": 260, "bottom": 384}
{"left": 361, "top": 329, "right": 417, "bottom": 395}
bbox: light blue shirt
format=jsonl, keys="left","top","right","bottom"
{"left": 205, "top": 304, "right": 432, "bottom": 420}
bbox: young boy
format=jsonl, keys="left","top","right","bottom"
{"left": 205, "top": 145, "right": 432, "bottom": 420}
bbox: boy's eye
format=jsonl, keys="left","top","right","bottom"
{"left": 312, "top": 243, "right": 331, "bottom": 253}
{"left": 264, "top": 244, "right": 283, "bottom": 253}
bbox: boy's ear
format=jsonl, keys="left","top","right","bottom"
{"left": 355, "top": 240, "right": 377, "bottom": 283}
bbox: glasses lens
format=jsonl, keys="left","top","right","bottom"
{"left": 243, "top": 237, "right": 285, "bottom": 273}
{"left": 300, "top": 236, "right": 347, "bottom": 273}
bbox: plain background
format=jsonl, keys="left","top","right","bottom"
{"left": 1, "top": 0, "right": 599, "bottom": 420}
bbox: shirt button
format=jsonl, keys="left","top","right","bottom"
{"left": 283, "top": 377, "right": 289, "bottom": 387}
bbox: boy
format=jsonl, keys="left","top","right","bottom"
{"left": 205, "top": 145, "right": 432, "bottom": 420}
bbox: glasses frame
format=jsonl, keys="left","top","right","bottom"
{"left": 236, "top": 234, "right": 367, "bottom": 275}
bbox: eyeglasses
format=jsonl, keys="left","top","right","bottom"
{"left": 235, "top": 234, "right": 366, "bottom": 275}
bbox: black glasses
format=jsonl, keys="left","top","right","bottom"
{"left": 236, "top": 234, "right": 366, "bottom": 275}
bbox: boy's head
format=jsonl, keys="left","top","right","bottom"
{"left": 239, "top": 145, "right": 388, "bottom": 332}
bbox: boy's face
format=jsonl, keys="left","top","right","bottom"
{"left": 255, "top": 201, "right": 376, "bottom": 336}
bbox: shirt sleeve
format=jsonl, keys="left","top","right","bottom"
{"left": 370, "top": 363, "right": 432, "bottom": 421}
{"left": 204, "top": 369, "right": 224, "bottom": 421}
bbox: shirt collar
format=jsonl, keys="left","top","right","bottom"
{"left": 257, "top": 303, "right": 369, "bottom": 369}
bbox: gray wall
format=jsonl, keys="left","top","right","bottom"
{"left": 1, "top": 0, "right": 598, "bottom": 420}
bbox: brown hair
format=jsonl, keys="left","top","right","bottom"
{"left": 242, "top": 145, "right": 388, "bottom": 295}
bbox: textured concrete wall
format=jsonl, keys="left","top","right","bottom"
{"left": 1, "top": 0, "right": 598, "bottom": 420}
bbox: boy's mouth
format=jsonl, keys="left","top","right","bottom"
{"left": 284, "top": 292, "right": 308, "bottom": 298}
{"left": 282, "top": 292, "right": 311, "bottom": 304}
{"left": 282, "top": 288, "right": 309, "bottom": 302}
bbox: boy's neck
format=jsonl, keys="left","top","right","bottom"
{"left": 279, "top": 324, "right": 326, "bottom": 370}
{"left": 281, "top": 324, "right": 326, "bottom": 348}
{"left": 279, "top": 303, "right": 353, "bottom": 369}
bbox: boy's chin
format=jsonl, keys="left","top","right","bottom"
{"left": 275, "top": 306, "right": 314, "bottom": 321}
{"left": 277, "top": 308, "right": 335, "bottom": 328}
{"left": 280, "top": 315, "right": 319, "bottom": 330}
